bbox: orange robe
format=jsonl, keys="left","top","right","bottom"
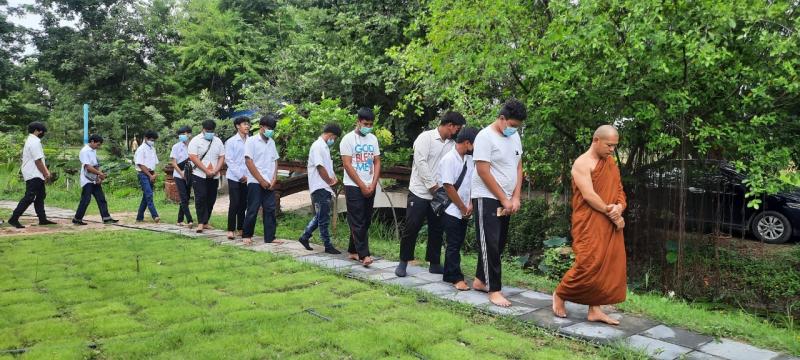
{"left": 555, "top": 157, "right": 627, "bottom": 305}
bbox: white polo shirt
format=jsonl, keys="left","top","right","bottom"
{"left": 79, "top": 144, "right": 99, "bottom": 187}
{"left": 339, "top": 130, "right": 380, "bottom": 187}
{"left": 471, "top": 126, "right": 522, "bottom": 200}
{"left": 307, "top": 137, "right": 335, "bottom": 195}
{"left": 439, "top": 148, "right": 474, "bottom": 219}
{"left": 225, "top": 134, "right": 248, "bottom": 182}
{"left": 169, "top": 141, "right": 189, "bottom": 179}
{"left": 134, "top": 142, "right": 159, "bottom": 173}
{"left": 244, "top": 134, "right": 279, "bottom": 185}
{"left": 409, "top": 129, "right": 454, "bottom": 200}
{"left": 188, "top": 134, "right": 225, "bottom": 179}
{"left": 21, "top": 134, "right": 45, "bottom": 181}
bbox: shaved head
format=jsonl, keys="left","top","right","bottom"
{"left": 593, "top": 125, "right": 618, "bottom": 140}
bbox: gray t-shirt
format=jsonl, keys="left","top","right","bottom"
{"left": 470, "top": 127, "right": 522, "bottom": 200}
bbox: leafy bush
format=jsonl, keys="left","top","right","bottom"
{"left": 506, "top": 197, "right": 570, "bottom": 255}
{"left": 538, "top": 237, "right": 575, "bottom": 280}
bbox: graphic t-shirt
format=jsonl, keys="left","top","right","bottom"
{"left": 339, "top": 130, "right": 381, "bottom": 187}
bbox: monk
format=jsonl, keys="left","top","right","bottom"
{"left": 553, "top": 125, "right": 627, "bottom": 325}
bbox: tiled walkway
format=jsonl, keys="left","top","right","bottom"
{"left": 2, "top": 202, "right": 797, "bottom": 360}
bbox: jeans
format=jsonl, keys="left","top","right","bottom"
{"left": 300, "top": 189, "right": 334, "bottom": 248}
{"left": 137, "top": 172, "right": 159, "bottom": 221}
{"left": 242, "top": 183, "right": 277, "bottom": 242}
{"left": 74, "top": 183, "right": 112, "bottom": 221}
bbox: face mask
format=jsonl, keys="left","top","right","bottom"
{"left": 204, "top": 132, "right": 214, "bottom": 141}
{"left": 178, "top": 134, "right": 189, "bottom": 142}
{"left": 466, "top": 150, "right": 474, "bottom": 156}
{"left": 37, "top": 132, "right": 45, "bottom": 139}
{"left": 263, "top": 129, "right": 274, "bottom": 139}
{"left": 359, "top": 126, "right": 372, "bottom": 136}
{"left": 502, "top": 126, "right": 518, "bottom": 137}
{"left": 326, "top": 138, "right": 335, "bottom": 147}
{"left": 146, "top": 140, "right": 155, "bottom": 147}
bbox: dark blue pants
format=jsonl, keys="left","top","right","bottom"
{"left": 192, "top": 175, "right": 218, "bottom": 225}
{"left": 243, "top": 183, "right": 277, "bottom": 242}
{"left": 74, "top": 183, "right": 112, "bottom": 221}
{"left": 442, "top": 213, "right": 469, "bottom": 283}
{"left": 300, "top": 189, "right": 333, "bottom": 248}
{"left": 10, "top": 178, "right": 47, "bottom": 222}
{"left": 227, "top": 179, "right": 247, "bottom": 231}
{"left": 137, "top": 172, "right": 158, "bottom": 221}
{"left": 345, "top": 185, "right": 374, "bottom": 259}
{"left": 175, "top": 176, "right": 193, "bottom": 224}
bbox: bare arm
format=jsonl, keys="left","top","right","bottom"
{"left": 245, "top": 157, "right": 268, "bottom": 187}
{"left": 84, "top": 163, "right": 104, "bottom": 176}
{"left": 170, "top": 157, "right": 182, "bottom": 179}
{"left": 316, "top": 164, "right": 334, "bottom": 184}
{"left": 444, "top": 183, "right": 469, "bottom": 215}
{"left": 215, "top": 155, "right": 225, "bottom": 175}
{"left": 476, "top": 161, "right": 510, "bottom": 208}
{"left": 35, "top": 159, "right": 49, "bottom": 178}
{"left": 370, "top": 156, "right": 381, "bottom": 190}
{"left": 571, "top": 160, "right": 608, "bottom": 213}
{"left": 342, "top": 155, "right": 368, "bottom": 190}
{"left": 268, "top": 160, "right": 278, "bottom": 189}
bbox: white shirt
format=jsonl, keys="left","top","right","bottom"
{"left": 134, "top": 142, "right": 159, "bottom": 173}
{"left": 21, "top": 134, "right": 45, "bottom": 181}
{"left": 408, "top": 129, "right": 454, "bottom": 200}
{"left": 440, "top": 148, "right": 474, "bottom": 219}
{"left": 471, "top": 127, "right": 523, "bottom": 200}
{"left": 188, "top": 134, "right": 225, "bottom": 179}
{"left": 244, "top": 134, "right": 279, "bottom": 185}
{"left": 308, "top": 137, "right": 335, "bottom": 195}
{"left": 79, "top": 144, "right": 99, "bottom": 187}
{"left": 225, "top": 134, "right": 248, "bottom": 182}
{"left": 340, "top": 130, "right": 381, "bottom": 187}
{"left": 169, "top": 141, "right": 189, "bottom": 179}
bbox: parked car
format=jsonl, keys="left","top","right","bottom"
{"left": 628, "top": 160, "right": 800, "bottom": 244}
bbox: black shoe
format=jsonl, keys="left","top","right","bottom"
{"left": 103, "top": 218, "right": 119, "bottom": 224}
{"left": 324, "top": 247, "right": 342, "bottom": 255}
{"left": 72, "top": 219, "right": 88, "bottom": 226}
{"left": 395, "top": 261, "right": 408, "bottom": 277}
{"left": 298, "top": 237, "right": 313, "bottom": 250}
{"left": 8, "top": 219, "right": 24, "bottom": 229}
{"left": 39, "top": 219, "right": 57, "bottom": 225}
{"left": 429, "top": 263, "right": 444, "bottom": 274}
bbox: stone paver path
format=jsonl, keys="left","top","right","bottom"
{"left": 1, "top": 202, "right": 797, "bottom": 360}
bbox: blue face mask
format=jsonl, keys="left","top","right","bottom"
{"left": 263, "top": 129, "right": 274, "bottom": 139}
{"left": 359, "top": 126, "right": 373, "bottom": 136}
{"left": 178, "top": 134, "right": 189, "bottom": 142}
{"left": 502, "top": 126, "right": 518, "bottom": 137}
{"left": 326, "top": 138, "right": 335, "bottom": 147}
{"left": 204, "top": 132, "right": 214, "bottom": 141}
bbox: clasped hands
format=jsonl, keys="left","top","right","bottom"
{"left": 606, "top": 203, "right": 625, "bottom": 229}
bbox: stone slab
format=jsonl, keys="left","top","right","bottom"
{"left": 625, "top": 335, "right": 692, "bottom": 360}
{"left": 642, "top": 325, "right": 713, "bottom": 349}
{"left": 683, "top": 351, "right": 727, "bottom": 360}
{"left": 698, "top": 339, "right": 780, "bottom": 360}
{"left": 416, "top": 282, "right": 460, "bottom": 297}
{"left": 509, "top": 290, "right": 554, "bottom": 308}
{"left": 412, "top": 271, "right": 445, "bottom": 283}
{"left": 480, "top": 301, "right": 537, "bottom": 317}
{"left": 517, "top": 307, "right": 578, "bottom": 330}
{"left": 561, "top": 322, "right": 629, "bottom": 344}
{"left": 449, "top": 290, "right": 491, "bottom": 306}
{"left": 369, "top": 260, "right": 400, "bottom": 270}
{"left": 367, "top": 271, "right": 399, "bottom": 282}
{"left": 384, "top": 276, "right": 429, "bottom": 287}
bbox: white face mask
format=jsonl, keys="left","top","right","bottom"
{"left": 146, "top": 140, "right": 155, "bottom": 147}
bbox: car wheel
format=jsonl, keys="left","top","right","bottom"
{"left": 750, "top": 211, "right": 793, "bottom": 244}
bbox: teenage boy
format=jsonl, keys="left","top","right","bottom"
{"left": 135, "top": 130, "right": 160, "bottom": 223}
{"left": 189, "top": 120, "right": 225, "bottom": 233}
{"left": 340, "top": 108, "right": 381, "bottom": 266}
{"left": 225, "top": 116, "right": 250, "bottom": 239}
{"left": 7, "top": 122, "right": 56, "bottom": 228}
{"left": 72, "top": 134, "right": 118, "bottom": 225}
{"left": 170, "top": 126, "right": 193, "bottom": 227}
{"left": 242, "top": 114, "right": 280, "bottom": 245}
{"left": 299, "top": 123, "right": 342, "bottom": 254}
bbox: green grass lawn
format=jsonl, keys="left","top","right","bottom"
{"left": 0, "top": 230, "right": 639, "bottom": 359}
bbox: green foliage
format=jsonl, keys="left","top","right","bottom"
{"left": 503, "top": 197, "right": 571, "bottom": 256}
{"left": 538, "top": 245, "right": 575, "bottom": 281}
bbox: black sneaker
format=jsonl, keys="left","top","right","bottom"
{"left": 324, "top": 247, "right": 342, "bottom": 255}
{"left": 8, "top": 219, "right": 24, "bottom": 229}
{"left": 103, "top": 218, "right": 119, "bottom": 224}
{"left": 39, "top": 219, "right": 57, "bottom": 225}
{"left": 298, "top": 237, "right": 313, "bottom": 250}
{"left": 72, "top": 219, "right": 88, "bottom": 226}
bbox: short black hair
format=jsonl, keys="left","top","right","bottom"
{"left": 260, "top": 114, "right": 278, "bottom": 130}
{"left": 357, "top": 107, "right": 374, "bottom": 121}
{"left": 456, "top": 127, "right": 479, "bottom": 144}
{"left": 202, "top": 119, "right": 217, "bottom": 131}
{"left": 498, "top": 99, "right": 527, "bottom": 122}
{"left": 440, "top": 111, "right": 466, "bottom": 126}
{"left": 27, "top": 122, "right": 47, "bottom": 134}
{"left": 88, "top": 134, "right": 104, "bottom": 144}
{"left": 233, "top": 116, "right": 251, "bottom": 127}
{"left": 144, "top": 130, "right": 159, "bottom": 140}
{"left": 176, "top": 126, "right": 192, "bottom": 135}
{"left": 323, "top": 123, "right": 342, "bottom": 137}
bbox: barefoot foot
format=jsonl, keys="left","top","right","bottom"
{"left": 472, "top": 278, "right": 488, "bottom": 293}
{"left": 552, "top": 291, "right": 567, "bottom": 318}
{"left": 360, "top": 256, "right": 373, "bottom": 267}
{"left": 453, "top": 281, "right": 470, "bottom": 291}
{"left": 489, "top": 291, "right": 511, "bottom": 307}
{"left": 587, "top": 306, "right": 619, "bottom": 325}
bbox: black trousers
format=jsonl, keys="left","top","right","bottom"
{"left": 175, "top": 176, "right": 193, "bottom": 224}
{"left": 443, "top": 213, "right": 469, "bottom": 283}
{"left": 399, "top": 192, "right": 444, "bottom": 263}
{"left": 242, "top": 183, "right": 277, "bottom": 242}
{"left": 227, "top": 180, "right": 247, "bottom": 231}
{"left": 11, "top": 178, "right": 47, "bottom": 222}
{"left": 192, "top": 175, "right": 218, "bottom": 225}
{"left": 345, "top": 185, "right": 374, "bottom": 259}
{"left": 473, "top": 197, "right": 511, "bottom": 292}
{"left": 74, "top": 183, "right": 112, "bottom": 221}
